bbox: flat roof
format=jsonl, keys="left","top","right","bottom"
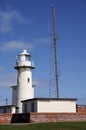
{"left": 0, "top": 105, "right": 16, "bottom": 108}
{"left": 21, "top": 98, "right": 77, "bottom": 102}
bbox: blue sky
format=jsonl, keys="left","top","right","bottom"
{"left": 0, "top": 0, "right": 86, "bottom": 105}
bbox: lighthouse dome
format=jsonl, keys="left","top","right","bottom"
{"left": 14, "top": 50, "right": 35, "bottom": 69}
{"left": 19, "top": 49, "right": 31, "bottom": 56}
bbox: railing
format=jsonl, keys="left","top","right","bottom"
{"left": 14, "top": 61, "right": 35, "bottom": 68}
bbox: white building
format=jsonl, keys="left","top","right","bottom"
{"left": 0, "top": 105, "right": 16, "bottom": 113}
{"left": 21, "top": 98, "right": 77, "bottom": 113}
{"left": 12, "top": 50, "right": 35, "bottom": 113}
{"left": 11, "top": 85, "right": 17, "bottom": 106}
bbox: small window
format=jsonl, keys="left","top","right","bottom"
{"left": 27, "top": 78, "right": 30, "bottom": 82}
{"left": 3, "top": 107, "right": 6, "bottom": 113}
{"left": 31, "top": 102, "right": 34, "bottom": 112}
{"left": 26, "top": 56, "right": 29, "bottom": 61}
{"left": 24, "top": 104, "right": 27, "bottom": 113}
{"left": 7, "top": 107, "right": 10, "bottom": 109}
{"left": 26, "top": 56, "right": 31, "bottom": 61}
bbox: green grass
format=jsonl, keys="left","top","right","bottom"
{"left": 0, "top": 122, "right": 86, "bottom": 130}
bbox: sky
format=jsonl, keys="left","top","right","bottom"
{"left": 0, "top": 0, "right": 86, "bottom": 105}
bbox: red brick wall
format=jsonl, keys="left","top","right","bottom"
{"left": 0, "top": 113, "right": 12, "bottom": 124}
{"left": 0, "top": 113, "right": 30, "bottom": 124}
{"left": 77, "top": 106, "right": 86, "bottom": 114}
{"left": 30, "top": 113, "right": 86, "bottom": 123}
{"left": 0, "top": 112, "right": 86, "bottom": 124}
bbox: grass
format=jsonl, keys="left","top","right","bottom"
{"left": 0, "top": 122, "right": 86, "bottom": 130}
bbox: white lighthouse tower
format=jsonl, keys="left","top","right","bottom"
{"left": 14, "top": 49, "right": 35, "bottom": 113}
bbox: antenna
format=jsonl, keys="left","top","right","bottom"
{"left": 49, "top": 6, "right": 59, "bottom": 98}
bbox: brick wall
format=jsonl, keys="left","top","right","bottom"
{"left": 0, "top": 113, "right": 30, "bottom": 124}
{"left": 77, "top": 105, "right": 86, "bottom": 114}
{"left": 0, "top": 113, "right": 12, "bottom": 124}
{"left": 30, "top": 113, "right": 86, "bottom": 123}
{"left": 0, "top": 112, "right": 86, "bottom": 124}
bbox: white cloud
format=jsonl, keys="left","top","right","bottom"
{"left": 33, "top": 38, "right": 50, "bottom": 44}
{"left": 0, "top": 37, "right": 50, "bottom": 52}
{"left": 0, "top": 73, "right": 16, "bottom": 87}
{"left": 0, "top": 9, "right": 31, "bottom": 33}
{"left": 33, "top": 78, "right": 49, "bottom": 98}
{"left": 33, "top": 78, "right": 49, "bottom": 87}
{"left": 0, "top": 41, "right": 34, "bottom": 51}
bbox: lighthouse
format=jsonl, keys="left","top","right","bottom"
{"left": 14, "top": 49, "right": 35, "bottom": 113}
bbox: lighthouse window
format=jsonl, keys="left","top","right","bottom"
{"left": 26, "top": 56, "right": 31, "bottom": 61}
{"left": 27, "top": 78, "right": 30, "bottom": 82}
{"left": 26, "top": 56, "right": 29, "bottom": 61}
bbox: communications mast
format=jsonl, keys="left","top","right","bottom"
{"left": 49, "top": 6, "right": 59, "bottom": 98}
